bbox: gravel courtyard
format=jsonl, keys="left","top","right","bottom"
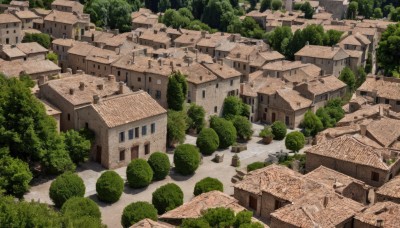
{"left": 25, "top": 123, "right": 304, "bottom": 227}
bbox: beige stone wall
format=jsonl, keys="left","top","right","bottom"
{"left": 233, "top": 188, "right": 262, "bottom": 217}
{"left": 30, "top": 69, "right": 61, "bottom": 80}
{"left": 354, "top": 220, "right": 377, "bottom": 228}
{"left": 296, "top": 56, "right": 347, "bottom": 76}
{"left": 243, "top": 95, "right": 259, "bottom": 122}
{"left": 67, "top": 53, "right": 87, "bottom": 73}
{"left": 138, "top": 38, "right": 169, "bottom": 49}
{"left": 21, "top": 18, "right": 34, "bottom": 29}
{"left": 270, "top": 217, "right": 298, "bottom": 228}
{"left": 44, "top": 20, "right": 74, "bottom": 39}
{"left": 52, "top": 43, "right": 70, "bottom": 72}
{"left": 196, "top": 45, "right": 215, "bottom": 56}
{"left": 0, "top": 21, "right": 22, "bottom": 45}
{"left": 342, "top": 182, "right": 369, "bottom": 205}
{"left": 260, "top": 192, "right": 290, "bottom": 220}
{"left": 86, "top": 60, "right": 112, "bottom": 77}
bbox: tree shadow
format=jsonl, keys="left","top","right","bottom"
{"left": 76, "top": 161, "right": 105, "bottom": 173}
{"left": 169, "top": 168, "right": 195, "bottom": 181}
{"left": 87, "top": 193, "right": 111, "bottom": 208}
{"left": 123, "top": 183, "right": 149, "bottom": 195}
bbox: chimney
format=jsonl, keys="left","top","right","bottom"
{"left": 66, "top": 68, "right": 72, "bottom": 74}
{"left": 360, "top": 124, "right": 367, "bottom": 136}
{"left": 148, "top": 59, "right": 152, "bottom": 68}
{"left": 118, "top": 81, "right": 125, "bottom": 94}
{"left": 79, "top": 82, "right": 85, "bottom": 90}
{"left": 108, "top": 74, "right": 115, "bottom": 82}
{"left": 69, "top": 88, "right": 75, "bottom": 95}
{"left": 170, "top": 61, "right": 174, "bottom": 71}
{"left": 93, "top": 94, "right": 100, "bottom": 104}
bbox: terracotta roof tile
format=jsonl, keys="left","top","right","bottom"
{"left": 277, "top": 88, "right": 313, "bottom": 111}
{"left": 358, "top": 76, "right": 400, "bottom": 100}
{"left": 366, "top": 118, "right": 400, "bottom": 147}
{"left": 376, "top": 176, "right": 400, "bottom": 200}
{"left": 0, "top": 13, "right": 21, "bottom": 23}
{"left": 130, "top": 219, "right": 173, "bottom": 228}
{"left": 16, "top": 42, "right": 48, "bottom": 54}
{"left": 354, "top": 201, "right": 400, "bottom": 228}
{"left": 295, "top": 45, "right": 349, "bottom": 60}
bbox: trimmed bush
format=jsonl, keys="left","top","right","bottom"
{"left": 193, "top": 177, "right": 223, "bottom": 196}
{"left": 203, "top": 207, "right": 236, "bottom": 228}
{"left": 173, "top": 144, "right": 201, "bottom": 175}
{"left": 49, "top": 172, "right": 85, "bottom": 208}
{"left": 121, "top": 201, "right": 158, "bottom": 228}
{"left": 148, "top": 152, "right": 171, "bottom": 180}
{"left": 247, "top": 162, "right": 267, "bottom": 172}
{"left": 152, "top": 183, "right": 183, "bottom": 214}
{"left": 232, "top": 116, "right": 253, "bottom": 141}
{"left": 233, "top": 210, "right": 253, "bottom": 228}
{"left": 61, "top": 197, "right": 101, "bottom": 220}
{"left": 196, "top": 128, "right": 219, "bottom": 155}
{"left": 210, "top": 116, "right": 237, "bottom": 149}
{"left": 285, "top": 131, "right": 305, "bottom": 153}
{"left": 271, "top": 121, "right": 287, "bottom": 140}
{"left": 126, "top": 159, "right": 153, "bottom": 188}
{"left": 181, "top": 218, "right": 211, "bottom": 228}
{"left": 96, "top": 170, "right": 124, "bottom": 203}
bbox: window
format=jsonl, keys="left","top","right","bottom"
{"left": 5, "top": 38, "right": 9, "bottom": 44}
{"left": 117, "top": 71, "right": 120, "bottom": 76}
{"left": 135, "top": 127, "right": 139, "bottom": 138}
{"left": 385, "top": 99, "right": 390, "bottom": 104}
{"left": 216, "top": 83, "right": 219, "bottom": 88}
{"left": 119, "top": 150, "right": 125, "bottom": 161}
{"left": 145, "top": 143, "right": 150, "bottom": 155}
{"left": 128, "top": 129, "right": 134, "bottom": 140}
{"left": 142, "top": 126, "right": 147, "bottom": 136}
{"left": 156, "top": 90, "right": 161, "bottom": 99}
{"left": 138, "top": 77, "right": 141, "bottom": 82}
{"left": 67, "top": 113, "right": 70, "bottom": 121}
{"left": 149, "top": 77, "right": 152, "bottom": 82}
{"left": 151, "top": 123, "right": 155, "bottom": 134}
{"left": 214, "top": 106, "right": 218, "bottom": 113}
{"left": 230, "top": 80, "right": 233, "bottom": 86}
{"left": 202, "top": 90, "right": 206, "bottom": 98}
{"left": 97, "top": 65, "right": 100, "bottom": 69}
{"left": 264, "top": 108, "right": 268, "bottom": 112}
{"left": 85, "top": 122, "right": 89, "bottom": 128}
{"left": 119, "top": 131, "right": 125, "bottom": 142}
{"left": 397, "top": 101, "right": 400, "bottom": 105}
{"left": 371, "top": 171, "right": 379, "bottom": 182}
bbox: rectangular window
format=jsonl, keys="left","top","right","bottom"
{"left": 230, "top": 80, "right": 233, "bottom": 86}
{"left": 360, "top": 91, "right": 367, "bottom": 96}
{"left": 151, "top": 123, "right": 155, "bottom": 134}
{"left": 119, "top": 131, "right": 125, "bottom": 142}
{"left": 385, "top": 99, "right": 390, "bottom": 104}
{"left": 117, "top": 71, "right": 121, "bottom": 76}
{"left": 214, "top": 106, "right": 218, "bottom": 113}
{"left": 156, "top": 90, "right": 161, "bottom": 99}
{"left": 119, "top": 150, "right": 125, "bottom": 161}
{"left": 145, "top": 143, "right": 150, "bottom": 155}
{"left": 397, "top": 101, "right": 400, "bottom": 105}
{"left": 371, "top": 171, "right": 379, "bottom": 182}
{"left": 135, "top": 127, "right": 139, "bottom": 138}
{"left": 216, "top": 83, "right": 219, "bottom": 88}
{"left": 149, "top": 77, "right": 152, "bottom": 82}
{"left": 142, "top": 126, "right": 147, "bottom": 136}
{"left": 202, "top": 90, "right": 206, "bottom": 98}
{"left": 67, "top": 113, "right": 70, "bottom": 121}
{"left": 138, "top": 77, "right": 141, "bottom": 82}
{"left": 128, "top": 129, "right": 134, "bottom": 140}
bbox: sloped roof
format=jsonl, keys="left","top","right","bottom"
{"left": 276, "top": 88, "right": 313, "bottom": 111}
{"left": 0, "top": 13, "right": 21, "bottom": 23}
{"left": 296, "top": 76, "right": 346, "bottom": 96}
{"left": 295, "top": 45, "right": 349, "bottom": 60}
{"left": 367, "top": 118, "right": 400, "bottom": 148}
{"left": 358, "top": 76, "right": 400, "bottom": 100}
{"left": 354, "top": 201, "right": 400, "bottom": 228}
{"left": 130, "top": 219, "right": 173, "bottom": 228}
{"left": 16, "top": 42, "right": 47, "bottom": 54}
{"left": 376, "top": 176, "right": 400, "bottom": 199}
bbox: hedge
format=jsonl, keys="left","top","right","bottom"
{"left": 148, "top": 152, "right": 171, "bottom": 180}
{"left": 126, "top": 159, "right": 153, "bottom": 188}
{"left": 210, "top": 117, "right": 237, "bottom": 149}
{"left": 193, "top": 177, "right": 223, "bottom": 196}
{"left": 196, "top": 128, "right": 219, "bottom": 155}
{"left": 61, "top": 197, "right": 101, "bottom": 220}
{"left": 173, "top": 144, "right": 201, "bottom": 175}
{"left": 121, "top": 201, "right": 158, "bottom": 228}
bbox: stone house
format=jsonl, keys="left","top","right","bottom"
{"left": 249, "top": 50, "right": 285, "bottom": 73}
{"left": 9, "top": 1, "right": 29, "bottom": 11}
{"left": 137, "top": 29, "right": 171, "bottom": 49}
{"left": 233, "top": 165, "right": 323, "bottom": 220}
{"left": 295, "top": 44, "right": 350, "bottom": 77}
{"left": 339, "top": 32, "right": 371, "bottom": 64}
{"left": 262, "top": 60, "right": 310, "bottom": 79}
{"left": 84, "top": 47, "right": 120, "bottom": 77}
{"left": 224, "top": 43, "right": 261, "bottom": 80}
{"left": 15, "top": 42, "right": 48, "bottom": 60}
{"left": 0, "top": 13, "right": 22, "bottom": 45}
{"left": 131, "top": 219, "right": 173, "bottom": 228}
{"left": 39, "top": 72, "right": 132, "bottom": 131}
{"left": 305, "top": 166, "right": 373, "bottom": 205}
{"left": 318, "top": 0, "right": 349, "bottom": 19}
{"left": 40, "top": 99, "right": 61, "bottom": 132}
{"left": 270, "top": 190, "right": 364, "bottom": 228}
{"left": 66, "top": 42, "right": 94, "bottom": 73}
{"left": 131, "top": 10, "right": 158, "bottom": 30}
{"left": 293, "top": 75, "right": 347, "bottom": 110}
{"left": 214, "top": 41, "right": 236, "bottom": 60}
{"left": 0, "top": 59, "right": 60, "bottom": 79}
{"left": 76, "top": 91, "right": 167, "bottom": 169}
{"left": 11, "top": 10, "right": 40, "bottom": 29}
{"left": 51, "top": 0, "right": 84, "bottom": 14}
{"left": 173, "top": 31, "right": 202, "bottom": 48}
{"left": 354, "top": 201, "right": 400, "bottom": 228}
{"left": 43, "top": 10, "right": 90, "bottom": 40}
{"left": 52, "top": 38, "right": 87, "bottom": 72}
{"left": 375, "top": 176, "right": 400, "bottom": 204}
{"left": 305, "top": 135, "right": 400, "bottom": 187}
{"left": 357, "top": 76, "right": 400, "bottom": 112}
{"left": 195, "top": 32, "right": 232, "bottom": 57}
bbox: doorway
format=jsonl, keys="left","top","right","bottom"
{"left": 131, "top": 146, "right": 139, "bottom": 160}
{"left": 271, "top": 112, "right": 276, "bottom": 122}
{"left": 96, "top": 146, "right": 102, "bottom": 163}
{"left": 249, "top": 195, "right": 258, "bottom": 211}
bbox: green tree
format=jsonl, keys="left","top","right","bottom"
{"left": 46, "top": 52, "right": 58, "bottom": 64}
{"left": 193, "top": 177, "right": 223, "bottom": 196}
{"left": 96, "top": 170, "right": 124, "bottom": 203}
{"left": 339, "top": 67, "right": 356, "bottom": 91}
{"left": 249, "top": 0, "right": 257, "bottom": 9}
{"left": 247, "top": 161, "right": 268, "bottom": 172}
{"left": 61, "top": 197, "right": 101, "bottom": 220}
{"left": 377, "top": 23, "right": 400, "bottom": 75}
{"left": 300, "top": 2, "right": 314, "bottom": 19}
{"left": 49, "top": 172, "right": 85, "bottom": 208}
{"left": 323, "top": 29, "right": 344, "bottom": 46}
{"left": 271, "top": 121, "right": 287, "bottom": 140}
{"left": 148, "top": 152, "right": 171, "bottom": 180}
{"left": 145, "top": 0, "right": 160, "bottom": 12}
{"left": 202, "top": 0, "right": 234, "bottom": 30}
{"left": 347, "top": 1, "right": 358, "bottom": 19}
{"left": 187, "top": 103, "right": 205, "bottom": 133}
{"left": 22, "top": 33, "right": 51, "bottom": 48}
{"left": 109, "top": 0, "right": 132, "bottom": 32}
{"left": 167, "top": 110, "right": 187, "bottom": 147}
{"left": 191, "top": 0, "right": 208, "bottom": 19}
{"left": 285, "top": 131, "right": 305, "bottom": 153}
{"left": 173, "top": 144, "right": 201, "bottom": 175}
{"left": 126, "top": 159, "right": 153, "bottom": 188}
{"left": 267, "top": 26, "right": 293, "bottom": 54}
{"left": 365, "top": 52, "right": 372, "bottom": 74}
{"left": 356, "top": 66, "right": 367, "bottom": 88}
{"left": 152, "top": 183, "right": 183, "bottom": 214}
{"left": 0, "top": 150, "right": 33, "bottom": 198}
{"left": 373, "top": 8, "right": 383, "bottom": 18}
{"left": 271, "top": 0, "right": 282, "bottom": 10}
{"left": 232, "top": 116, "right": 253, "bottom": 141}
{"left": 210, "top": 116, "right": 237, "bottom": 149}
{"left": 178, "top": 8, "right": 194, "bottom": 20}
{"left": 84, "top": 0, "right": 110, "bottom": 28}
{"left": 222, "top": 96, "right": 248, "bottom": 120}
{"left": 196, "top": 128, "right": 220, "bottom": 155}
{"left": 158, "top": 0, "right": 171, "bottom": 12}
{"left": 167, "top": 71, "right": 187, "bottom": 111}
{"left": 233, "top": 210, "right": 252, "bottom": 228}
{"left": 62, "top": 130, "right": 91, "bottom": 165}
{"left": 301, "top": 110, "right": 323, "bottom": 137}
{"left": 181, "top": 218, "right": 211, "bottom": 228}
{"left": 121, "top": 201, "right": 158, "bottom": 228}
{"left": 203, "top": 207, "right": 236, "bottom": 228}
{"left": 260, "top": 0, "right": 271, "bottom": 12}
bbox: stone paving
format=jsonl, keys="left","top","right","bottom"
{"left": 25, "top": 123, "right": 306, "bottom": 228}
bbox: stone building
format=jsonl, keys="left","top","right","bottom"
{"left": 270, "top": 190, "right": 364, "bottom": 228}
{"left": 305, "top": 135, "right": 400, "bottom": 187}
{"left": 173, "top": 31, "right": 202, "bottom": 48}
{"left": 305, "top": 166, "right": 373, "bottom": 205}
{"left": 375, "top": 176, "right": 400, "bottom": 204}
{"left": 195, "top": 32, "right": 233, "bottom": 57}
{"left": 131, "top": 9, "right": 158, "bottom": 30}
{"left": 354, "top": 201, "right": 400, "bottom": 228}
{"left": 52, "top": 38, "right": 87, "bottom": 72}
{"left": 131, "top": 219, "right": 173, "bottom": 228}
{"left": 137, "top": 29, "right": 171, "bottom": 49}
{"left": 84, "top": 47, "right": 119, "bottom": 77}
{"left": 357, "top": 76, "right": 400, "bottom": 112}
{"left": 295, "top": 44, "right": 350, "bottom": 77}
{"left": 51, "top": 0, "right": 84, "bottom": 14}
{"left": 233, "top": 165, "right": 323, "bottom": 220}
{"left": 262, "top": 60, "right": 309, "bottom": 79}
{"left": 0, "top": 13, "right": 22, "bottom": 45}
{"left": 11, "top": 10, "right": 40, "bottom": 30}
{"left": 76, "top": 91, "right": 167, "bottom": 169}
{"left": 66, "top": 42, "right": 94, "bottom": 73}
{"left": 43, "top": 10, "right": 90, "bottom": 40}
{"left": 339, "top": 32, "right": 371, "bottom": 64}
{"left": 0, "top": 59, "right": 60, "bottom": 79}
